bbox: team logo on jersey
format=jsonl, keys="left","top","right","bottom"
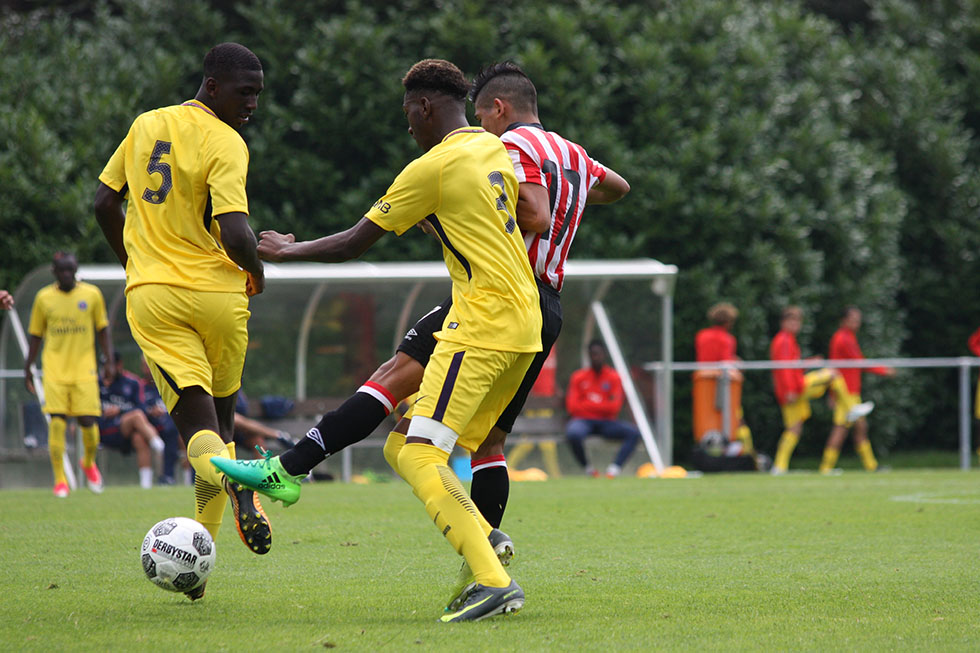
{"left": 78, "top": 301, "right": 88, "bottom": 310}
{"left": 447, "top": 322, "right": 459, "bottom": 330}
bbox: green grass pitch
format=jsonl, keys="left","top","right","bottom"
{"left": 1, "top": 469, "right": 978, "bottom": 651}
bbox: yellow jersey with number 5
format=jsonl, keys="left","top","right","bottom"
{"left": 98, "top": 100, "right": 249, "bottom": 293}
{"left": 366, "top": 127, "right": 541, "bottom": 353}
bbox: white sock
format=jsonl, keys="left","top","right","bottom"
{"left": 139, "top": 467, "right": 153, "bottom": 489}
{"left": 606, "top": 463, "right": 622, "bottom": 478}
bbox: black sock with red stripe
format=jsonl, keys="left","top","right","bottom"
{"left": 469, "top": 456, "right": 509, "bottom": 528}
{"left": 279, "top": 384, "right": 394, "bottom": 476}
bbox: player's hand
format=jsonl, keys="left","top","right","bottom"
{"left": 246, "top": 269, "right": 265, "bottom": 296}
{"left": 104, "top": 405, "right": 121, "bottom": 418}
{"left": 24, "top": 367, "right": 35, "bottom": 395}
{"left": 257, "top": 231, "right": 296, "bottom": 262}
{"left": 0, "top": 290, "right": 13, "bottom": 310}
{"left": 102, "top": 364, "right": 117, "bottom": 386}
{"left": 784, "top": 392, "right": 799, "bottom": 403}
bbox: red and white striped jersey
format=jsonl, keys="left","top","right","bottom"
{"left": 501, "top": 122, "right": 607, "bottom": 292}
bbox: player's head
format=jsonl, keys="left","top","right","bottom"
{"left": 199, "top": 42, "right": 264, "bottom": 130}
{"left": 587, "top": 338, "right": 607, "bottom": 369}
{"left": 707, "top": 302, "right": 738, "bottom": 328}
{"left": 470, "top": 61, "right": 539, "bottom": 136}
{"left": 841, "top": 305, "right": 862, "bottom": 330}
{"left": 51, "top": 251, "right": 77, "bottom": 290}
{"left": 401, "top": 59, "right": 469, "bottom": 152}
{"left": 781, "top": 306, "right": 803, "bottom": 333}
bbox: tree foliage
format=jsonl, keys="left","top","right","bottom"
{"left": 2, "top": 0, "right": 978, "bottom": 458}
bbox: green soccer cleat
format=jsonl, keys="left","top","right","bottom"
{"left": 446, "top": 528, "right": 514, "bottom": 612}
{"left": 210, "top": 447, "right": 304, "bottom": 507}
{"left": 440, "top": 580, "right": 524, "bottom": 623}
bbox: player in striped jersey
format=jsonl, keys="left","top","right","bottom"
{"left": 213, "top": 61, "right": 627, "bottom": 513}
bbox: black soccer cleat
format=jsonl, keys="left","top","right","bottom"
{"left": 224, "top": 477, "right": 272, "bottom": 555}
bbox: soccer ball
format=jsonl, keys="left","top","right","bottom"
{"left": 140, "top": 517, "right": 216, "bottom": 593}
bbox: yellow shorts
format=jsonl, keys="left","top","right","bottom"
{"left": 780, "top": 368, "right": 836, "bottom": 428}
{"left": 409, "top": 341, "right": 534, "bottom": 453}
{"left": 126, "top": 284, "right": 249, "bottom": 412}
{"left": 41, "top": 378, "right": 101, "bottom": 417}
{"left": 833, "top": 391, "right": 863, "bottom": 426}
{"left": 975, "top": 379, "right": 980, "bottom": 420}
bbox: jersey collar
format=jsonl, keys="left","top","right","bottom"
{"left": 504, "top": 121, "right": 544, "bottom": 133}
{"left": 443, "top": 126, "right": 486, "bottom": 142}
{"left": 182, "top": 99, "right": 218, "bottom": 119}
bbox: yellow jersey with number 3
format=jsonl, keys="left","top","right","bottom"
{"left": 366, "top": 127, "right": 541, "bottom": 353}
{"left": 98, "top": 100, "right": 250, "bottom": 293}
{"left": 27, "top": 282, "right": 108, "bottom": 384}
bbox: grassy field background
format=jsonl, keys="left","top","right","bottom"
{"left": 1, "top": 468, "right": 978, "bottom": 651}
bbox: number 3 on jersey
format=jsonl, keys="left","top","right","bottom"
{"left": 142, "top": 140, "right": 173, "bottom": 204}
{"left": 488, "top": 171, "right": 517, "bottom": 234}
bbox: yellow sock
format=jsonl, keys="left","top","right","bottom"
{"left": 187, "top": 430, "right": 229, "bottom": 540}
{"left": 736, "top": 424, "right": 754, "bottom": 456}
{"left": 383, "top": 431, "right": 406, "bottom": 477}
{"left": 855, "top": 440, "right": 878, "bottom": 471}
{"left": 48, "top": 417, "right": 68, "bottom": 485}
{"left": 397, "top": 443, "right": 507, "bottom": 587}
{"left": 773, "top": 431, "right": 799, "bottom": 471}
{"left": 80, "top": 424, "right": 100, "bottom": 468}
{"left": 187, "top": 429, "right": 228, "bottom": 488}
{"left": 819, "top": 447, "right": 840, "bottom": 473}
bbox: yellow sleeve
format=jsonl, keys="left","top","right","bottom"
{"left": 364, "top": 156, "right": 439, "bottom": 235}
{"left": 206, "top": 131, "right": 250, "bottom": 217}
{"left": 98, "top": 121, "right": 135, "bottom": 193}
{"left": 27, "top": 290, "right": 46, "bottom": 337}
{"left": 91, "top": 286, "right": 109, "bottom": 331}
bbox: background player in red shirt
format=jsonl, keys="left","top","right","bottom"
{"left": 564, "top": 339, "right": 641, "bottom": 477}
{"left": 694, "top": 302, "right": 754, "bottom": 456}
{"left": 819, "top": 306, "right": 895, "bottom": 473}
{"left": 769, "top": 306, "right": 874, "bottom": 474}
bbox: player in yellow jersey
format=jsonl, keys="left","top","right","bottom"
{"left": 213, "top": 59, "right": 539, "bottom": 622}
{"left": 24, "top": 252, "right": 114, "bottom": 498}
{"left": 94, "top": 43, "right": 270, "bottom": 597}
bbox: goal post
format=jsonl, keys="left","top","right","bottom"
{"left": 1, "top": 259, "right": 679, "bottom": 474}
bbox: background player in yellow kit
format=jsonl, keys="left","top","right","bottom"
{"left": 94, "top": 42, "right": 268, "bottom": 598}
{"left": 24, "top": 251, "right": 114, "bottom": 498}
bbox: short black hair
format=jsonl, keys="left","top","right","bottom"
{"left": 841, "top": 305, "right": 860, "bottom": 320}
{"left": 469, "top": 61, "right": 537, "bottom": 114}
{"left": 402, "top": 59, "right": 468, "bottom": 101}
{"left": 203, "top": 42, "right": 262, "bottom": 81}
{"left": 588, "top": 338, "right": 605, "bottom": 351}
{"left": 52, "top": 250, "right": 76, "bottom": 265}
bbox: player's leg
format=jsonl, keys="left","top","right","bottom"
{"left": 821, "top": 397, "right": 852, "bottom": 473}
{"left": 213, "top": 300, "right": 450, "bottom": 501}
{"left": 851, "top": 417, "right": 878, "bottom": 471}
{"left": 48, "top": 415, "right": 69, "bottom": 496}
{"left": 410, "top": 346, "right": 530, "bottom": 621}
{"left": 42, "top": 379, "right": 70, "bottom": 496}
{"left": 75, "top": 379, "right": 104, "bottom": 493}
{"left": 594, "top": 420, "right": 641, "bottom": 477}
{"left": 120, "top": 409, "right": 157, "bottom": 488}
{"left": 471, "top": 283, "right": 562, "bottom": 527}
{"left": 276, "top": 300, "right": 449, "bottom": 475}
{"left": 566, "top": 418, "right": 596, "bottom": 475}
{"left": 772, "top": 400, "right": 808, "bottom": 474}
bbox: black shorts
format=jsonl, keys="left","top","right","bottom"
{"left": 396, "top": 280, "right": 563, "bottom": 435}
{"left": 396, "top": 297, "right": 451, "bottom": 368}
{"left": 495, "top": 280, "right": 562, "bottom": 433}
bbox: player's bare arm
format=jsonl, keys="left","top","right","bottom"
{"left": 94, "top": 182, "right": 129, "bottom": 267}
{"left": 516, "top": 182, "right": 550, "bottom": 234}
{"left": 585, "top": 168, "right": 630, "bottom": 205}
{"left": 258, "top": 217, "right": 387, "bottom": 263}
{"left": 216, "top": 212, "right": 265, "bottom": 296}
